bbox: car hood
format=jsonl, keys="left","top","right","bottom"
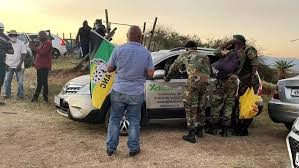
{"left": 68, "top": 75, "right": 90, "bottom": 86}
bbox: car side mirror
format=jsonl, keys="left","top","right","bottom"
{"left": 153, "top": 70, "right": 166, "bottom": 79}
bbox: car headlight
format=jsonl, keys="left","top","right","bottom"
{"left": 292, "top": 118, "right": 299, "bottom": 134}
{"left": 76, "top": 84, "right": 90, "bottom": 95}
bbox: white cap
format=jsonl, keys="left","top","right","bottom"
{"left": 0, "top": 22, "right": 4, "bottom": 29}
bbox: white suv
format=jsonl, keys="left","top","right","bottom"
{"left": 54, "top": 48, "right": 264, "bottom": 134}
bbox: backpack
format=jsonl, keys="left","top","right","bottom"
{"left": 211, "top": 50, "right": 240, "bottom": 80}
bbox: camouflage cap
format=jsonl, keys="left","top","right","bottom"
{"left": 233, "top": 34, "right": 246, "bottom": 43}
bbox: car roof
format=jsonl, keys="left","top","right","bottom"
{"left": 151, "top": 47, "right": 216, "bottom": 64}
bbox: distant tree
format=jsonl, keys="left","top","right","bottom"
{"left": 202, "top": 37, "right": 230, "bottom": 48}
{"left": 145, "top": 26, "right": 203, "bottom": 51}
{"left": 258, "top": 62, "right": 277, "bottom": 83}
{"left": 274, "top": 59, "right": 295, "bottom": 79}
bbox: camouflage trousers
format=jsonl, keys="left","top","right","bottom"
{"left": 183, "top": 82, "right": 209, "bottom": 128}
{"left": 210, "top": 76, "right": 238, "bottom": 127}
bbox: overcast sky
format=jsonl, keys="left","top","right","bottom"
{"left": 1, "top": 0, "right": 298, "bottom": 58}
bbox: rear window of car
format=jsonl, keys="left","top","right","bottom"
{"left": 28, "top": 35, "right": 38, "bottom": 41}
{"left": 17, "top": 34, "right": 27, "bottom": 42}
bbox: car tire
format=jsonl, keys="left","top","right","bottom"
{"left": 285, "top": 123, "right": 292, "bottom": 131}
{"left": 105, "top": 103, "right": 147, "bottom": 136}
{"left": 52, "top": 48, "right": 60, "bottom": 59}
{"left": 105, "top": 107, "right": 129, "bottom": 136}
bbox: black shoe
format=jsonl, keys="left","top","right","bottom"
{"left": 240, "top": 128, "right": 249, "bottom": 136}
{"left": 129, "top": 149, "right": 140, "bottom": 156}
{"left": 3, "top": 95, "right": 10, "bottom": 99}
{"left": 205, "top": 125, "right": 218, "bottom": 135}
{"left": 232, "top": 128, "right": 248, "bottom": 136}
{"left": 31, "top": 97, "right": 38, "bottom": 102}
{"left": 107, "top": 150, "right": 115, "bottom": 156}
{"left": 44, "top": 97, "right": 48, "bottom": 103}
{"left": 182, "top": 128, "right": 197, "bottom": 143}
{"left": 196, "top": 126, "right": 204, "bottom": 138}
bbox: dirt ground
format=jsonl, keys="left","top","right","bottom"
{"left": 0, "top": 57, "right": 290, "bottom": 168}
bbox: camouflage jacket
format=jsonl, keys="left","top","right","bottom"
{"left": 166, "top": 50, "right": 210, "bottom": 84}
{"left": 238, "top": 45, "right": 259, "bottom": 80}
{"left": 214, "top": 45, "right": 258, "bottom": 80}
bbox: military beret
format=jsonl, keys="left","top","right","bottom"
{"left": 233, "top": 35, "right": 246, "bottom": 43}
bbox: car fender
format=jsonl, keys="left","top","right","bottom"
{"left": 66, "top": 95, "right": 96, "bottom": 119}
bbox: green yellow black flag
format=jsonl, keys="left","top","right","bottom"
{"left": 89, "top": 30, "right": 115, "bottom": 109}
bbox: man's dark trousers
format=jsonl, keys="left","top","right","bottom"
{"left": 33, "top": 69, "right": 49, "bottom": 100}
{"left": 0, "top": 65, "right": 5, "bottom": 94}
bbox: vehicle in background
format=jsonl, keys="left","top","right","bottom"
{"left": 27, "top": 32, "right": 67, "bottom": 59}
{"left": 16, "top": 33, "right": 34, "bottom": 68}
{"left": 269, "top": 75, "right": 299, "bottom": 130}
{"left": 64, "top": 39, "right": 82, "bottom": 58}
{"left": 64, "top": 39, "right": 77, "bottom": 53}
{"left": 54, "top": 47, "right": 264, "bottom": 135}
{"left": 286, "top": 117, "right": 299, "bottom": 168}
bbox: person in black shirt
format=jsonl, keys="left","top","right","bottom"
{"left": 0, "top": 22, "right": 14, "bottom": 105}
{"left": 93, "top": 19, "right": 107, "bottom": 37}
{"left": 76, "top": 20, "right": 91, "bottom": 58}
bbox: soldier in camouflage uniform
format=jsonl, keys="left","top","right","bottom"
{"left": 209, "top": 74, "right": 238, "bottom": 136}
{"left": 208, "top": 43, "right": 242, "bottom": 137}
{"left": 164, "top": 41, "right": 210, "bottom": 143}
{"left": 212, "top": 35, "right": 259, "bottom": 136}
{"left": 233, "top": 35, "right": 259, "bottom": 136}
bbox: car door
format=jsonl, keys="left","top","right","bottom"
{"left": 145, "top": 54, "right": 187, "bottom": 119}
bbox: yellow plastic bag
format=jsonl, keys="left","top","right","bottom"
{"left": 239, "top": 88, "right": 261, "bottom": 119}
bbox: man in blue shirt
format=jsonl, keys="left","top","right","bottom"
{"left": 106, "top": 26, "right": 154, "bottom": 156}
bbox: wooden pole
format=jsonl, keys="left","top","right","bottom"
{"left": 105, "top": 9, "right": 110, "bottom": 34}
{"left": 70, "top": 33, "right": 73, "bottom": 56}
{"left": 106, "top": 27, "right": 117, "bottom": 41}
{"left": 147, "top": 17, "right": 158, "bottom": 51}
{"left": 141, "top": 22, "right": 146, "bottom": 45}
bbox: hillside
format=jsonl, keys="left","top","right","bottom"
{"left": 260, "top": 56, "right": 299, "bottom": 72}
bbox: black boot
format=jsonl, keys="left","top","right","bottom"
{"left": 44, "top": 97, "right": 49, "bottom": 103}
{"left": 240, "top": 127, "right": 249, "bottom": 136}
{"left": 220, "top": 127, "right": 232, "bottom": 137}
{"left": 31, "top": 96, "right": 38, "bottom": 102}
{"left": 233, "top": 127, "right": 248, "bottom": 136}
{"left": 196, "top": 126, "right": 204, "bottom": 138}
{"left": 205, "top": 124, "right": 218, "bottom": 135}
{"left": 182, "top": 128, "right": 197, "bottom": 143}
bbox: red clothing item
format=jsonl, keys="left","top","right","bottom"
{"left": 34, "top": 40, "right": 52, "bottom": 70}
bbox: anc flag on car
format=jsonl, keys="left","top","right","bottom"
{"left": 89, "top": 30, "right": 115, "bottom": 109}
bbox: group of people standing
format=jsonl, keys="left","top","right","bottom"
{"left": 165, "top": 35, "right": 259, "bottom": 143}
{"left": 104, "top": 25, "right": 259, "bottom": 157}
{"left": 76, "top": 19, "right": 107, "bottom": 58}
{"left": 0, "top": 21, "right": 53, "bottom": 105}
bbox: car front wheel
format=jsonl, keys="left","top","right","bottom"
{"left": 52, "top": 48, "right": 60, "bottom": 59}
{"left": 105, "top": 104, "right": 147, "bottom": 136}
{"left": 105, "top": 108, "right": 129, "bottom": 136}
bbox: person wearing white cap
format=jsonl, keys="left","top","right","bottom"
{"left": 0, "top": 22, "right": 14, "bottom": 105}
{"left": 4, "top": 30, "right": 26, "bottom": 99}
